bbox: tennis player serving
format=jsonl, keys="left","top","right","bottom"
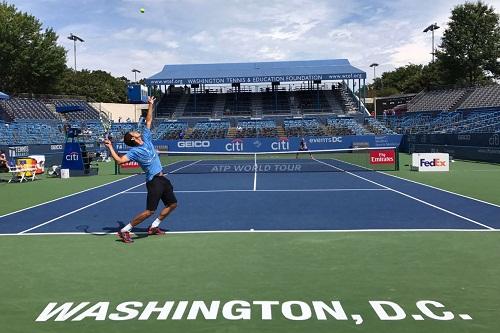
{"left": 103, "top": 96, "right": 177, "bottom": 243}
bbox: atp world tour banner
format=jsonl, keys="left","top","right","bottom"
{"left": 156, "top": 135, "right": 403, "bottom": 153}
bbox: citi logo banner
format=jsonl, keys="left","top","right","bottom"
{"left": 65, "top": 152, "right": 80, "bottom": 161}
{"left": 226, "top": 139, "right": 244, "bottom": 152}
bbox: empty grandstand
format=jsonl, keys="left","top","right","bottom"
{"left": 380, "top": 85, "right": 500, "bottom": 135}
{"left": 3, "top": 59, "right": 499, "bottom": 148}
{"left": 284, "top": 118, "right": 324, "bottom": 137}
{"left": 234, "top": 120, "right": 278, "bottom": 138}
{"left": 189, "top": 120, "right": 229, "bottom": 139}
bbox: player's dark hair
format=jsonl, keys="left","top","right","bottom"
{"left": 123, "top": 132, "right": 138, "bottom": 147}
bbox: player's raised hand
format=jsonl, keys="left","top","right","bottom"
{"left": 148, "top": 96, "right": 156, "bottom": 105}
{"left": 103, "top": 139, "right": 113, "bottom": 149}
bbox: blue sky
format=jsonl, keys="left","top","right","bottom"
{"left": 9, "top": 0, "right": 500, "bottom": 83}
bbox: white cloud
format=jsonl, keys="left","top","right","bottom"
{"left": 10, "top": 0, "right": 500, "bottom": 83}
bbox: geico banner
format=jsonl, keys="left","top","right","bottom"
{"left": 158, "top": 135, "right": 403, "bottom": 153}
{"left": 411, "top": 153, "right": 450, "bottom": 172}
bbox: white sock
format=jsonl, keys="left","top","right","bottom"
{"left": 121, "top": 223, "right": 132, "bottom": 232}
{"left": 151, "top": 218, "right": 162, "bottom": 228}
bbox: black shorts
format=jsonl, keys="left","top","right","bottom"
{"left": 146, "top": 176, "right": 177, "bottom": 211}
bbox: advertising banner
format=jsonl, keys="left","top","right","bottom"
{"left": 411, "top": 153, "right": 450, "bottom": 172}
{"left": 158, "top": 135, "right": 403, "bottom": 153}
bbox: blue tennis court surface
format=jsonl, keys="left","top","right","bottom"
{"left": 0, "top": 160, "right": 499, "bottom": 235}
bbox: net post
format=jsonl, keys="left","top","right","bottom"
{"left": 395, "top": 146, "right": 400, "bottom": 171}
{"left": 114, "top": 160, "right": 118, "bottom": 175}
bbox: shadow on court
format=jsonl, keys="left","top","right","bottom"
{"left": 75, "top": 222, "right": 170, "bottom": 242}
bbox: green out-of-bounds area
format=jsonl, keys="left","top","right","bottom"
{"left": 0, "top": 232, "right": 499, "bottom": 333}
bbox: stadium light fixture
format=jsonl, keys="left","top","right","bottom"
{"left": 369, "top": 63, "right": 379, "bottom": 81}
{"left": 67, "top": 33, "right": 84, "bottom": 71}
{"left": 131, "top": 69, "right": 141, "bottom": 83}
{"left": 423, "top": 23, "right": 440, "bottom": 62}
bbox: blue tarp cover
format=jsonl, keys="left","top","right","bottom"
{"left": 55, "top": 105, "right": 84, "bottom": 113}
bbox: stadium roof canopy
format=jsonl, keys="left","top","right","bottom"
{"left": 146, "top": 59, "right": 366, "bottom": 86}
{"left": 0, "top": 92, "right": 9, "bottom": 100}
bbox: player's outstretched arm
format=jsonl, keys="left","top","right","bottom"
{"left": 145, "top": 96, "right": 155, "bottom": 129}
{"left": 103, "top": 139, "right": 129, "bottom": 165}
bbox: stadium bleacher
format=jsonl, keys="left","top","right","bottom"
{"left": 2, "top": 83, "right": 499, "bottom": 145}
{"left": 189, "top": 121, "right": 229, "bottom": 139}
{"left": 326, "top": 118, "right": 370, "bottom": 136}
{"left": 408, "top": 88, "right": 468, "bottom": 113}
{"left": 153, "top": 121, "right": 188, "bottom": 140}
{"left": 284, "top": 118, "right": 324, "bottom": 137}
{"left": 293, "top": 89, "right": 331, "bottom": 114}
{"left": 156, "top": 91, "right": 185, "bottom": 118}
{"left": 459, "top": 85, "right": 500, "bottom": 110}
{"left": 262, "top": 91, "right": 291, "bottom": 115}
{"left": 1, "top": 98, "right": 59, "bottom": 120}
{"left": 380, "top": 85, "right": 500, "bottom": 134}
{"left": 235, "top": 120, "right": 278, "bottom": 138}
{"left": 365, "top": 117, "right": 397, "bottom": 135}
{"left": 52, "top": 99, "right": 101, "bottom": 121}
{"left": 224, "top": 92, "right": 253, "bottom": 117}
{"left": 0, "top": 119, "right": 65, "bottom": 145}
{"left": 183, "top": 93, "right": 218, "bottom": 117}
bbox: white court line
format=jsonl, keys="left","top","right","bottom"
{"left": 16, "top": 160, "right": 196, "bottom": 234}
{"left": 322, "top": 155, "right": 500, "bottom": 209}
{"left": 169, "top": 160, "right": 202, "bottom": 174}
{"left": 313, "top": 158, "right": 496, "bottom": 230}
{"left": 379, "top": 171, "right": 500, "bottom": 209}
{"left": 0, "top": 174, "right": 138, "bottom": 220}
{"left": 123, "top": 188, "right": 390, "bottom": 194}
{"left": 0, "top": 160, "right": 187, "bottom": 220}
{"left": 0, "top": 228, "right": 497, "bottom": 237}
{"left": 253, "top": 153, "right": 257, "bottom": 191}
{"left": 17, "top": 181, "right": 148, "bottom": 234}
{"left": 18, "top": 183, "right": 148, "bottom": 235}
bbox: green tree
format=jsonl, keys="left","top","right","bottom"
{"left": 438, "top": 1, "right": 500, "bottom": 85}
{"left": 56, "top": 69, "right": 127, "bottom": 103}
{"left": 0, "top": 2, "right": 67, "bottom": 94}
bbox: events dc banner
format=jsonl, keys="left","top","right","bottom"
{"left": 156, "top": 135, "right": 403, "bottom": 153}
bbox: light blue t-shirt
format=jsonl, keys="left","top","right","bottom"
{"left": 125, "top": 127, "right": 162, "bottom": 181}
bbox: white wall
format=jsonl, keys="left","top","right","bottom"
{"left": 90, "top": 103, "right": 148, "bottom": 122}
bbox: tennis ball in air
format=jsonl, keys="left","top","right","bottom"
{"left": 140, "top": 8, "right": 145, "bottom": 13}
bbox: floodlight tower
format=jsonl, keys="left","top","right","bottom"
{"left": 67, "top": 33, "right": 84, "bottom": 71}
{"left": 131, "top": 69, "right": 141, "bottom": 83}
{"left": 423, "top": 23, "right": 440, "bottom": 62}
{"left": 369, "top": 63, "right": 379, "bottom": 81}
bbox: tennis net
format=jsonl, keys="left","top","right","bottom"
{"left": 116, "top": 147, "right": 399, "bottom": 174}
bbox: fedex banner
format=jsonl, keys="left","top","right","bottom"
{"left": 411, "top": 153, "right": 450, "bottom": 172}
{"left": 157, "top": 135, "right": 403, "bottom": 153}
